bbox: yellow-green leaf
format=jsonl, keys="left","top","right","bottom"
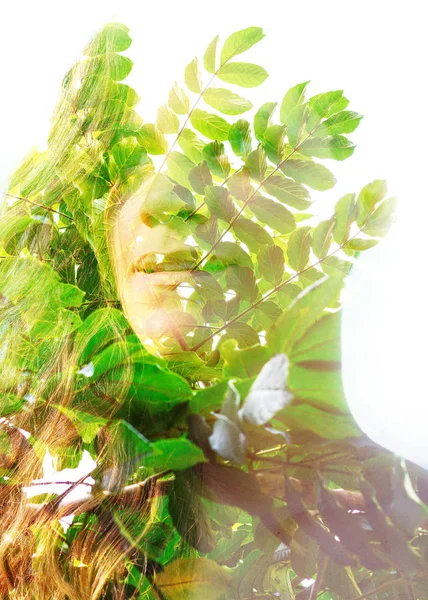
{"left": 203, "top": 87, "right": 252, "bottom": 115}
{"left": 204, "top": 35, "right": 219, "bottom": 73}
{"left": 220, "top": 26, "right": 265, "bottom": 64}
{"left": 184, "top": 57, "right": 202, "bottom": 93}
{"left": 155, "top": 558, "right": 232, "bottom": 600}
{"left": 217, "top": 62, "right": 268, "bottom": 88}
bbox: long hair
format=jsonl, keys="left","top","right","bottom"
{"left": 0, "top": 22, "right": 175, "bottom": 599}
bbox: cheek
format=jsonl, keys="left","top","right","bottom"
{"left": 121, "top": 271, "right": 191, "bottom": 340}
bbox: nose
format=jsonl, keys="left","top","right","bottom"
{"left": 109, "top": 175, "right": 194, "bottom": 350}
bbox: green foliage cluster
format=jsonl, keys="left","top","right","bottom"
{"left": 0, "top": 21, "right": 427, "bottom": 600}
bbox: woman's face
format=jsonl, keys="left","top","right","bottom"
{"left": 111, "top": 174, "right": 195, "bottom": 353}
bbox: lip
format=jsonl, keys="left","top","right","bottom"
{"left": 109, "top": 176, "right": 197, "bottom": 346}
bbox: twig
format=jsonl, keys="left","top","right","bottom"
{"left": 190, "top": 226, "right": 363, "bottom": 352}
{"left": 309, "top": 555, "right": 327, "bottom": 600}
{"left": 349, "top": 577, "right": 405, "bottom": 600}
{"left": 1, "top": 191, "right": 73, "bottom": 221}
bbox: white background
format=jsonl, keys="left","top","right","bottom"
{"left": 1, "top": 1, "right": 428, "bottom": 467}
{"left": 1, "top": 0, "right": 426, "bottom": 207}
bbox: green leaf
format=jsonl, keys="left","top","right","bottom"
{"left": 174, "top": 183, "right": 197, "bottom": 212}
{"left": 54, "top": 405, "right": 107, "bottom": 444}
{"left": 225, "top": 265, "right": 258, "bottom": 301}
{"left": 0, "top": 394, "right": 24, "bottom": 418}
{"left": 263, "top": 174, "right": 311, "bottom": 210}
{"left": 136, "top": 124, "right": 168, "bottom": 155}
{"left": 306, "top": 90, "right": 346, "bottom": 131}
{"left": 188, "top": 162, "right": 213, "bottom": 194}
{"left": 313, "top": 110, "right": 363, "bottom": 137}
{"left": 217, "top": 62, "right": 268, "bottom": 88}
{"left": 75, "top": 308, "right": 130, "bottom": 363}
{"left": 83, "top": 53, "right": 133, "bottom": 82}
{"left": 177, "top": 128, "right": 205, "bottom": 163}
{"left": 288, "top": 365, "right": 347, "bottom": 411}
{"left": 140, "top": 173, "right": 185, "bottom": 214}
{"left": 245, "top": 147, "right": 267, "bottom": 180}
{"left": 155, "top": 558, "right": 232, "bottom": 600}
{"left": 254, "top": 101, "right": 277, "bottom": 141}
{"left": 286, "top": 104, "right": 309, "bottom": 147}
{"left": 114, "top": 510, "right": 174, "bottom": 560}
{"left": 191, "top": 270, "right": 224, "bottom": 300}
{"left": 250, "top": 195, "right": 296, "bottom": 235}
{"left": 227, "top": 167, "right": 251, "bottom": 200}
{"left": 111, "top": 137, "right": 147, "bottom": 178}
{"left": 157, "top": 104, "right": 180, "bottom": 134}
{"left": 281, "top": 156, "right": 336, "bottom": 191}
{"left": 263, "top": 124, "right": 286, "bottom": 164}
{"left": 233, "top": 218, "right": 273, "bottom": 251}
{"left": 220, "top": 339, "right": 269, "bottom": 378}
{"left": 204, "top": 35, "right": 219, "bottom": 73}
{"left": 190, "top": 108, "right": 230, "bottom": 141}
{"left": 287, "top": 226, "right": 312, "bottom": 271}
{"left": 268, "top": 276, "right": 343, "bottom": 354}
{"left": 203, "top": 87, "right": 252, "bottom": 115}
{"left": 58, "top": 283, "right": 85, "bottom": 308}
{"left": 84, "top": 22, "right": 132, "bottom": 56}
{"left": 168, "top": 82, "right": 190, "bottom": 114}
{"left": 277, "top": 404, "right": 360, "bottom": 439}
{"left": 191, "top": 214, "right": 219, "bottom": 247}
{"left": 166, "top": 151, "right": 195, "bottom": 188}
{"left": 333, "top": 193, "right": 357, "bottom": 244}
{"left": 364, "top": 196, "right": 397, "bottom": 237}
{"left": 205, "top": 186, "right": 236, "bottom": 222}
{"left": 324, "top": 560, "right": 362, "bottom": 599}
{"left": 321, "top": 255, "right": 352, "bottom": 278}
{"left": 224, "top": 321, "right": 260, "bottom": 348}
{"left": 280, "top": 81, "right": 309, "bottom": 125}
{"left": 312, "top": 218, "right": 335, "bottom": 259}
{"left": 240, "top": 354, "right": 293, "bottom": 425}
{"left": 184, "top": 57, "right": 202, "bottom": 93}
{"left": 299, "top": 135, "right": 355, "bottom": 161}
{"left": 228, "top": 119, "right": 252, "bottom": 157}
{"left": 189, "top": 380, "right": 229, "bottom": 415}
{"left": 258, "top": 245, "right": 285, "bottom": 286}
{"left": 344, "top": 238, "right": 379, "bottom": 251}
{"left": 201, "top": 141, "right": 231, "bottom": 178}
{"left": 254, "top": 301, "right": 283, "bottom": 330}
{"left": 101, "top": 363, "right": 192, "bottom": 415}
{"left": 290, "top": 311, "right": 341, "bottom": 364}
{"left": 215, "top": 241, "right": 252, "bottom": 268}
{"left": 220, "top": 26, "right": 264, "bottom": 64}
{"left": 144, "top": 437, "right": 207, "bottom": 471}
{"left": 356, "top": 179, "right": 388, "bottom": 227}
{"left": 290, "top": 527, "right": 318, "bottom": 578}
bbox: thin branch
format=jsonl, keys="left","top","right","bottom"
{"left": 27, "top": 480, "right": 93, "bottom": 487}
{"left": 158, "top": 40, "right": 251, "bottom": 177}
{"left": 349, "top": 577, "right": 405, "bottom": 600}
{"left": 190, "top": 133, "right": 313, "bottom": 272}
{"left": 309, "top": 555, "right": 328, "bottom": 600}
{"left": 1, "top": 191, "right": 73, "bottom": 221}
{"left": 157, "top": 74, "right": 217, "bottom": 176}
{"left": 184, "top": 165, "right": 244, "bottom": 222}
{"left": 184, "top": 200, "right": 206, "bottom": 222}
{"left": 190, "top": 226, "right": 363, "bottom": 352}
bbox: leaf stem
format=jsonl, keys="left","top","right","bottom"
{"left": 349, "top": 577, "right": 405, "bottom": 600}
{"left": 308, "top": 555, "right": 327, "bottom": 600}
{"left": 190, "top": 133, "right": 312, "bottom": 272}
{"left": 1, "top": 191, "right": 73, "bottom": 221}
{"left": 190, "top": 225, "right": 363, "bottom": 351}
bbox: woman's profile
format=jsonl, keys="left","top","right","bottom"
{"left": 0, "top": 19, "right": 425, "bottom": 600}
